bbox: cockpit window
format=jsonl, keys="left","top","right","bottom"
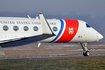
{"left": 86, "top": 23, "right": 91, "bottom": 28}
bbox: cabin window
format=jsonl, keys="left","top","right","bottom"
{"left": 33, "top": 26, "right": 38, "bottom": 31}
{"left": 53, "top": 27, "right": 58, "bottom": 31}
{"left": 13, "top": 26, "right": 19, "bottom": 31}
{"left": 23, "top": 26, "right": 29, "bottom": 31}
{"left": 3, "top": 25, "right": 9, "bottom": 31}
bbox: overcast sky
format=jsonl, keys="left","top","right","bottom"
{"left": 0, "top": 0, "right": 105, "bottom": 17}
{"left": 0, "top": 0, "right": 105, "bottom": 41}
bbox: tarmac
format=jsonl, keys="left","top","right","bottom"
{"left": 1, "top": 55, "right": 105, "bottom": 61}
{"left": 0, "top": 42, "right": 105, "bottom": 59}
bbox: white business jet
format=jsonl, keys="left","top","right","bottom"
{"left": 0, "top": 13, "right": 103, "bottom": 56}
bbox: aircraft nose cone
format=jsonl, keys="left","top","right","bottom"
{"left": 97, "top": 33, "right": 103, "bottom": 40}
{"left": 99, "top": 34, "right": 103, "bottom": 39}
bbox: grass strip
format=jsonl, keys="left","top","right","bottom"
{"left": 0, "top": 57, "right": 105, "bottom": 70}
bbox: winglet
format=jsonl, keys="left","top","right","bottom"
{"left": 0, "top": 46, "right": 5, "bottom": 55}
{"left": 39, "top": 13, "right": 55, "bottom": 35}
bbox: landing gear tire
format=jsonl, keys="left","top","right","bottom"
{"left": 83, "top": 51, "right": 90, "bottom": 56}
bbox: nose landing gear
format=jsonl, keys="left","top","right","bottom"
{"left": 80, "top": 43, "right": 90, "bottom": 56}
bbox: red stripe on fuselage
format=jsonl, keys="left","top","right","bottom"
{"left": 55, "top": 19, "right": 79, "bottom": 43}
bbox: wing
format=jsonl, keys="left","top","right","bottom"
{"left": 1, "top": 13, "right": 55, "bottom": 44}
{"left": 0, "top": 13, "right": 55, "bottom": 55}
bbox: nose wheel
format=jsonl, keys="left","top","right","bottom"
{"left": 80, "top": 43, "right": 90, "bottom": 56}
{"left": 83, "top": 51, "right": 90, "bottom": 56}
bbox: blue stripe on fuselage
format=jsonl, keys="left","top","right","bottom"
{"left": 50, "top": 19, "right": 64, "bottom": 43}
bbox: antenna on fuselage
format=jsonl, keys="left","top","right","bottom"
{"left": 27, "top": 15, "right": 31, "bottom": 19}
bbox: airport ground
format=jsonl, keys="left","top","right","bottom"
{"left": 0, "top": 42, "right": 105, "bottom": 59}
{"left": 0, "top": 42, "right": 105, "bottom": 70}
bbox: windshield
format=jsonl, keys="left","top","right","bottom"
{"left": 86, "top": 23, "right": 91, "bottom": 28}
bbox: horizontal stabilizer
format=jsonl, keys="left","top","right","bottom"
{"left": 0, "top": 46, "right": 5, "bottom": 55}
{"left": 39, "top": 13, "right": 55, "bottom": 35}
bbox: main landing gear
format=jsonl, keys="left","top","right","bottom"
{"left": 80, "top": 43, "right": 90, "bottom": 56}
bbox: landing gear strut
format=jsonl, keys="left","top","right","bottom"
{"left": 80, "top": 43, "right": 90, "bottom": 56}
